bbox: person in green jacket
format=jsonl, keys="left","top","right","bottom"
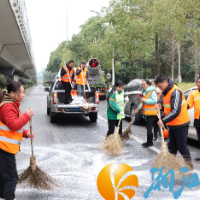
{"left": 106, "top": 81, "right": 129, "bottom": 137}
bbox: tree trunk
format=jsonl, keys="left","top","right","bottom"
{"left": 178, "top": 42, "right": 182, "bottom": 83}
{"left": 170, "top": 38, "right": 175, "bottom": 81}
{"left": 155, "top": 33, "right": 160, "bottom": 75}
{"left": 129, "top": 51, "right": 134, "bottom": 81}
{"left": 130, "top": 60, "right": 134, "bottom": 81}
{"left": 171, "top": 52, "right": 175, "bottom": 81}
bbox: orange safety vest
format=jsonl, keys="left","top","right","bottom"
{"left": 0, "top": 101, "right": 23, "bottom": 155}
{"left": 188, "top": 89, "right": 200, "bottom": 119}
{"left": 142, "top": 91, "right": 157, "bottom": 116}
{"left": 76, "top": 67, "right": 87, "bottom": 85}
{"left": 163, "top": 85, "right": 190, "bottom": 126}
{"left": 61, "top": 66, "right": 74, "bottom": 83}
{"left": 157, "top": 92, "right": 162, "bottom": 100}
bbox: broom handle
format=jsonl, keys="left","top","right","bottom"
{"left": 130, "top": 99, "right": 142, "bottom": 125}
{"left": 157, "top": 107, "right": 164, "bottom": 142}
{"left": 117, "top": 102, "right": 127, "bottom": 129}
{"left": 29, "top": 118, "right": 34, "bottom": 157}
{"left": 63, "top": 60, "right": 73, "bottom": 89}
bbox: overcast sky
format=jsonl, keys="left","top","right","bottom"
{"left": 25, "top": 0, "right": 110, "bottom": 73}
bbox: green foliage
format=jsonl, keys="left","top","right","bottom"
{"left": 43, "top": 71, "right": 57, "bottom": 81}
{"left": 0, "top": 74, "right": 7, "bottom": 89}
{"left": 23, "top": 78, "right": 35, "bottom": 90}
{"left": 45, "top": 0, "right": 200, "bottom": 83}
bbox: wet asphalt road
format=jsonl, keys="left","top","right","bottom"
{"left": 15, "top": 85, "right": 200, "bottom": 200}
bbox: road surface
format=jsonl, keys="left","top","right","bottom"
{"left": 15, "top": 85, "right": 200, "bottom": 200}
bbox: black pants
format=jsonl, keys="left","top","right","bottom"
{"left": 168, "top": 125, "right": 192, "bottom": 163}
{"left": 146, "top": 116, "right": 157, "bottom": 144}
{"left": 195, "top": 127, "right": 200, "bottom": 145}
{"left": 107, "top": 120, "right": 122, "bottom": 136}
{"left": 153, "top": 117, "right": 160, "bottom": 138}
{"left": 62, "top": 82, "right": 72, "bottom": 103}
{"left": 0, "top": 149, "right": 18, "bottom": 200}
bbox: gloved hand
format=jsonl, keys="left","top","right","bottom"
{"left": 125, "top": 96, "right": 129, "bottom": 103}
{"left": 120, "top": 111, "right": 124, "bottom": 117}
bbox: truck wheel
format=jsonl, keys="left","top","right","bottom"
{"left": 47, "top": 107, "right": 50, "bottom": 115}
{"left": 130, "top": 106, "right": 139, "bottom": 125}
{"left": 50, "top": 112, "right": 57, "bottom": 123}
{"left": 89, "top": 112, "right": 98, "bottom": 122}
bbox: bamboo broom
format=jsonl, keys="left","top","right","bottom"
{"left": 151, "top": 107, "right": 191, "bottom": 178}
{"left": 121, "top": 99, "right": 142, "bottom": 142}
{"left": 18, "top": 117, "right": 58, "bottom": 190}
{"left": 101, "top": 103, "right": 127, "bottom": 157}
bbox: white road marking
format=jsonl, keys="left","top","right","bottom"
{"left": 98, "top": 115, "right": 161, "bottom": 154}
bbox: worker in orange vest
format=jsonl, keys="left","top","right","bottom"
{"left": 135, "top": 79, "right": 157, "bottom": 148}
{"left": 155, "top": 74, "right": 193, "bottom": 169}
{"left": 61, "top": 60, "right": 75, "bottom": 104}
{"left": 76, "top": 62, "right": 89, "bottom": 98}
{"left": 0, "top": 79, "right": 34, "bottom": 200}
{"left": 187, "top": 77, "right": 200, "bottom": 161}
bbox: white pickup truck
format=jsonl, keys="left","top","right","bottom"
{"left": 46, "top": 76, "right": 99, "bottom": 123}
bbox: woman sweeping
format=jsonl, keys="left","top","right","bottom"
{"left": 135, "top": 80, "right": 157, "bottom": 148}
{"left": 0, "top": 79, "right": 34, "bottom": 200}
{"left": 106, "top": 81, "right": 128, "bottom": 138}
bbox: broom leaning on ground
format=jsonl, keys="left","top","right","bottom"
{"left": 121, "top": 99, "right": 142, "bottom": 142}
{"left": 101, "top": 103, "right": 127, "bottom": 157}
{"left": 18, "top": 117, "right": 58, "bottom": 190}
{"left": 151, "top": 107, "right": 191, "bottom": 178}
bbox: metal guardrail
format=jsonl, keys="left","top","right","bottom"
{"left": 9, "top": 0, "right": 36, "bottom": 73}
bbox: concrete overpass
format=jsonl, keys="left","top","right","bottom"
{"left": 0, "top": 0, "right": 37, "bottom": 82}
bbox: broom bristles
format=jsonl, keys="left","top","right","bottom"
{"left": 121, "top": 129, "right": 132, "bottom": 142}
{"left": 18, "top": 165, "right": 58, "bottom": 190}
{"left": 152, "top": 142, "right": 193, "bottom": 179}
{"left": 101, "top": 128, "right": 124, "bottom": 157}
{"left": 121, "top": 121, "right": 134, "bottom": 142}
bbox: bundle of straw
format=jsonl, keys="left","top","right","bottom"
{"left": 18, "top": 118, "right": 58, "bottom": 190}
{"left": 101, "top": 103, "right": 127, "bottom": 157}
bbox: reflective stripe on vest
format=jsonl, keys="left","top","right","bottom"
{"left": 142, "top": 90, "right": 157, "bottom": 116}
{"left": 61, "top": 66, "right": 74, "bottom": 83}
{"left": 163, "top": 85, "right": 190, "bottom": 126}
{"left": 189, "top": 89, "right": 200, "bottom": 119}
{"left": 115, "top": 92, "right": 125, "bottom": 120}
{"left": 163, "top": 99, "right": 186, "bottom": 108}
{"left": 0, "top": 101, "right": 23, "bottom": 154}
{"left": 0, "top": 136, "right": 21, "bottom": 145}
{"left": 0, "top": 125, "right": 22, "bottom": 133}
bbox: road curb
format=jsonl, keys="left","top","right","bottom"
{"left": 25, "top": 86, "right": 34, "bottom": 96}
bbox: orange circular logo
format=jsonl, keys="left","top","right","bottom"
{"left": 97, "top": 163, "right": 139, "bottom": 200}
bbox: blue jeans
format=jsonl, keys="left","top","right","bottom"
{"left": 77, "top": 84, "right": 84, "bottom": 97}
